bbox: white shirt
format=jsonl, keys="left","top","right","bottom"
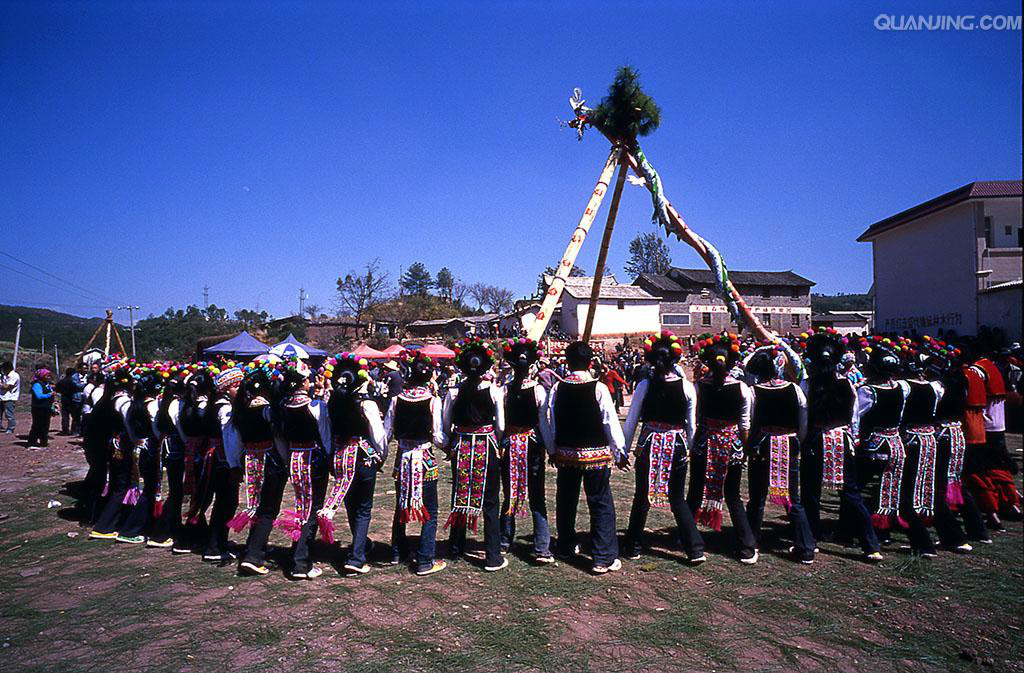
{"left": 544, "top": 371, "right": 626, "bottom": 461}
{"left": 0, "top": 371, "right": 20, "bottom": 402}
{"left": 622, "top": 375, "right": 697, "bottom": 455}
{"left": 383, "top": 389, "right": 446, "bottom": 448}
{"left": 215, "top": 400, "right": 243, "bottom": 469}
{"left": 441, "top": 381, "right": 506, "bottom": 446}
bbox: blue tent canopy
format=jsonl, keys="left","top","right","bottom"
{"left": 271, "top": 332, "right": 327, "bottom": 357}
{"left": 203, "top": 331, "right": 270, "bottom": 358}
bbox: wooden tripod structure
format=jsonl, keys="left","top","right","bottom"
{"left": 528, "top": 105, "right": 783, "bottom": 349}
{"left": 77, "top": 309, "right": 128, "bottom": 361}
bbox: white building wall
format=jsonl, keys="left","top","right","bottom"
{"left": 872, "top": 202, "right": 978, "bottom": 335}
{"left": 979, "top": 287, "right": 1023, "bottom": 342}
{"left": 561, "top": 295, "right": 661, "bottom": 338}
{"left": 984, "top": 198, "right": 1024, "bottom": 248}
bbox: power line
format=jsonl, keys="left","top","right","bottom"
{"left": 0, "top": 250, "right": 110, "bottom": 302}
{"left": 0, "top": 260, "right": 109, "bottom": 303}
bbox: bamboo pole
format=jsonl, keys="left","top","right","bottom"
{"left": 526, "top": 146, "right": 621, "bottom": 342}
{"left": 618, "top": 148, "right": 775, "bottom": 343}
{"left": 581, "top": 154, "right": 628, "bottom": 342}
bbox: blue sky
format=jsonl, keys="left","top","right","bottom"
{"left": 2, "top": 1, "right": 1021, "bottom": 320}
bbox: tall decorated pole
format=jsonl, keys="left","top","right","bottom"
{"left": 581, "top": 155, "right": 628, "bottom": 342}
{"left": 566, "top": 66, "right": 805, "bottom": 379}
{"left": 526, "top": 145, "right": 621, "bottom": 342}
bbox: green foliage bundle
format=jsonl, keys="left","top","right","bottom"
{"left": 589, "top": 66, "right": 661, "bottom": 140}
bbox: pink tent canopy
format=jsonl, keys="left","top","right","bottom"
{"left": 419, "top": 344, "right": 456, "bottom": 359}
{"left": 381, "top": 344, "right": 407, "bottom": 357}
{"left": 352, "top": 344, "right": 388, "bottom": 359}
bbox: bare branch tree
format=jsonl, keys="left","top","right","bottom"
{"left": 468, "top": 282, "right": 489, "bottom": 311}
{"left": 452, "top": 280, "right": 470, "bottom": 307}
{"left": 483, "top": 287, "right": 515, "bottom": 313}
{"left": 336, "top": 258, "right": 392, "bottom": 323}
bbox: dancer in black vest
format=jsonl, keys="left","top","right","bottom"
{"left": 178, "top": 369, "right": 212, "bottom": 552}
{"left": 191, "top": 367, "right": 243, "bottom": 563}
{"left": 442, "top": 337, "right": 506, "bottom": 571}
{"left": 89, "top": 366, "right": 136, "bottom": 540}
{"left": 547, "top": 341, "right": 624, "bottom": 574}
{"left": 77, "top": 370, "right": 108, "bottom": 524}
{"left": 276, "top": 365, "right": 331, "bottom": 580}
{"left": 498, "top": 338, "right": 553, "bottom": 563}
{"left": 317, "top": 353, "right": 386, "bottom": 575}
{"left": 385, "top": 352, "right": 447, "bottom": 576}
{"left": 854, "top": 343, "right": 910, "bottom": 544}
{"left": 117, "top": 370, "right": 164, "bottom": 544}
{"left": 622, "top": 331, "right": 704, "bottom": 564}
{"left": 149, "top": 369, "right": 189, "bottom": 550}
{"left": 685, "top": 334, "right": 758, "bottom": 564}
{"left": 745, "top": 347, "right": 816, "bottom": 564}
{"left": 898, "top": 351, "right": 942, "bottom": 556}
{"left": 801, "top": 330, "right": 881, "bottom": 561}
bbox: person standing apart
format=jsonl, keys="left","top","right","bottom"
{"left": 546, "top": 341, "right": 625, "bottom": 575}
{"left": 27, "top": 368, "right": 55, "bottom": 448}
{"left": 0, "top": 362, "right": 20, "bottom": 434}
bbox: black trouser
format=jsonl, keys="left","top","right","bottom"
{"left": 343, "top": 460, "right": 378, "bottom": 567}
{"left": 933, "top": 434, "right": 968, "bottom": 547}
{"left": 93, "top": 441, "right": 131, "bottom": 534}
{"left": 391, "top": 479, "right": 439, "bottom": 572}
{"left": 28, "top": 405, "right": 51, "bottom": 446}
{"left": 119, "top": 440, "right": 161, "bottom": 538}
{"left": 838, "top": 452, "right": 881, "bottom": 553}
{"left": 555, "top": 464, "right": 619, "bottom": 567}
{"left": 80, "top": 426, "right": 110, "bottom": 523}
{"left": 746, "top": 435, "right": 816, "bottom": 559}
{"left": 623, "top": 440, "right": 704, "bottom": 559}
{"left": 948, "top": 445, "right": 990, "bottom": 541}
{"left": 448, "top": 447, "right": 502, "bottom": 567}
{"left": 243, "top": 449, "right": 289, "bottom": 566}
{"left": 61, "top": 401, "right": 82, "bottom": 434}
{"left": 686, "top": 451, "right": 757, "bottom": 557}
{"left": 800, "top": 430, "right": 831, "bottom": 539}
{"left": 499, "top": 438, "right": 552, "bottom": 557}
{"left": 290, "top": 451, "right": 329, "bottom": 573}
{"left": 152, "top": 444, "right": 185, "bottom": 546}
{"left": 898, "top": 435, "right": 936, "bottom": 554}
{"left": 200, "top": 460, "right": 241, "bottom": 557}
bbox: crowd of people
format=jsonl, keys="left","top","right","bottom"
{"left": 8, "top": 327, "right": 1023, "bottom": 580}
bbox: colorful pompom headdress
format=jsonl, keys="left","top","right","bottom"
{"left": 402, "top": 350, "right": 435, "bottom": 386}
{"left": 452, "top": 336, "right": 496, "bottom": 377}
{"left": 693, "top": 332, "right": 742, "bottom": 368}
{"left": 642, "top": 330, "right": 684, "bottom": 367}
{"left": 501, "top": 337, "right": 543, "bottom": 368}
{"left": 325, "top": 352, "right": 370, "bottom": 392}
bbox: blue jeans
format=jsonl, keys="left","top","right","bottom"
{"left": 555, "top": 465, "right": 619, "bottom": 567}
{"left": 391, "top": 479, "right": 439, "bottom": 572}
{"left": 343, "top": 459, "right": 379, "bottom": 567}
{"left": 0, "top": 400, "right": 15, "bottom": 431}
{"left": 499, "top": 437, "right": 551, "bottom": 557}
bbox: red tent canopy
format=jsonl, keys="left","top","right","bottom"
{"left": 352, "top": 344, "right": 388, "bottom": 359}
{"left": 381, "top": 344, "right": 407, "bottom": 357}
{"left": 419, "top": 344, "right": 456, "bottom": 359}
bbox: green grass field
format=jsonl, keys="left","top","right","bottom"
{"left": 0, "top": 436, "right": 1021, "bottom": 673}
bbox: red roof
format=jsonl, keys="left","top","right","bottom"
{"left": 419, "top": 344, "right": 456, "bottom": 359}
{"left": 858, "top": 180, "right": 1022, "bottom": 242}
{"left": 352, "top": 344, "right": 388, "bottom": 359}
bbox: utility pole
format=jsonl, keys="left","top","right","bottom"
{"left": 298, "top": 288, "right": 306, "bottom": 317}
{"left": 118, "top": 305, "right": 140, "bottom": 358}
{"left": 41, "top": 334, "right": 45, "bottom": 356}
{"left": 54, "top": 345, "right": 59, "bottom": 375}
{"left": 12, "top": 318, "right": 21, "bottom": 369}
{"left": 203, "top": 285, "right": 210, "bottom": 308}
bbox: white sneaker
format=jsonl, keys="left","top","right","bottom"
{"left": 955, "top": 543, "right": 973, "bottom": 553}
{"left": 687, "top": 554, "right": 707, "bottom": 565}
{"left": 484, "top": 558, "right": 509, "bottom": 572}
{"left": 344, "top": 562, "right": 370, "bottom": 575}
{"left": 740, "top": 550, "right": 759, "bottom": 565}
{"left": 592, "top": 558, "right": 622, "bottom": 574}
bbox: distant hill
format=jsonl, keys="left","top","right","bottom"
{"left": 811, "top": 293, "right": 872, "bottom": 313}
{"left": 0, "top": 305, "right": 110, "bottom": 357}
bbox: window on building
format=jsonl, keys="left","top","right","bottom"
{"left": 663, "top": 314, "right": 690, "bottom": 325}
{"left": 701, "top": 312, "right": 712, "bottom": 326}
{"left": 984, "top": 216, "right": 993, "bottom": 247}
{"left": 1006, "top": 225, "right": 1013, "bottom": 236}
{"left": 762, "top": 312, "right": 771, "bottom": 325}
{"left": 617, "top": 300, "right": 625, "bottom": 310}
{"left": 791, "top": 287, "right": 801, "bottom": 299}
{"left": 791, "top": 314, "right": 800, "bottom": 327}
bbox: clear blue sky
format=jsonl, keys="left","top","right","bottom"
{"left": 2, "top": 1, "right": 1021, "bottom": 320}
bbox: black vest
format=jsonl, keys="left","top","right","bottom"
{"left": 807, "top": 375, "right": 855, "bottom": 430}
{"left": 234, "top": 404, "right": 274, "bottom": 444}
{"left": 554, "top": 380, "right": 606, "bottom": 448}
{"left": 394, "top": 397, "right": 432, "bottom": 442}
{"left": 203, "top": 399, "right": 228, "bottom": 440}
{"left": 506, "top": 385, "right": 540, "bottom": 429}
{"left": 329, "top": 395, "right": 371, "bottom": 442}
{"left": 902, "top": 381, "right": 937, "bottom": 426}
{"left": 640, "top": 378, "right": 689, "bottom": 426}
{"left": 859, "top": 385, "right": 904, "bottom": 436}
{"left": 281, "top": 404, "right": 320, "bottom": 444}
{"left": 751, "top": 383, "right": 800, "bottom": 433}
{"left": 452, "top": 385, "right": 496, "bottom": 428}
{"left": 155, "top": 397, "right": 178, "bottom": 436}
{"left": 935, "top": 373, "right": 967, "bottom": 422}
{"left": 179, "top": 399, "right": 206, "bottom": 438}
{"left": 126, "top": 399, "right": 156, "bottom": 441}
{"left": 696, "top": 380, "right": 744, "bottom": 424}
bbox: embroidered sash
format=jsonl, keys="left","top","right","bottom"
{"left": 906, "top": 425, "right": 938, "bottom": 522}
{"left": 123, "top": 438, "right": 146, "bottom": 506}
{"left": 445, "top": 425, "right": 494, "bottom": 532}
{"left": 505, "top": 426, "right": 533, "bottom": 516}
{"left": 316, "top": 437, "right": 365, "bottom": 543}
{"left": 696, "top": 420, "right": 740, "bottom": 531}
{"left": 642, "top": 421, "right": 684, "bottom": 508}
{"left": 762, "top": 427, "right": 795, "bottom": 511}
{"left": 276, "top": 443, "right": 316, "bottom": 542}
{"left": 938, "top": 421, "right": 966, "bottom": 507}
{"left": 820, "top": 426, "right": 847, "bottom": 490}
{"left": 185, "top": 438, "right": 223, "bottom": 525}
{"left": 870, "top": 429, "right": 906, "bottom": 529}
{"left": 227, "top": 440, "right": 273, "bottom": 533}
{"left": 396, "top": 442, "right": 432, "bottom": 523}
{"left": 183, "top": 436, "right": 205, "bottom": 498}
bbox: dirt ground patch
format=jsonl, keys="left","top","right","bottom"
{"left": 0, "top": 411, "right": 1021, "bottom": 673}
